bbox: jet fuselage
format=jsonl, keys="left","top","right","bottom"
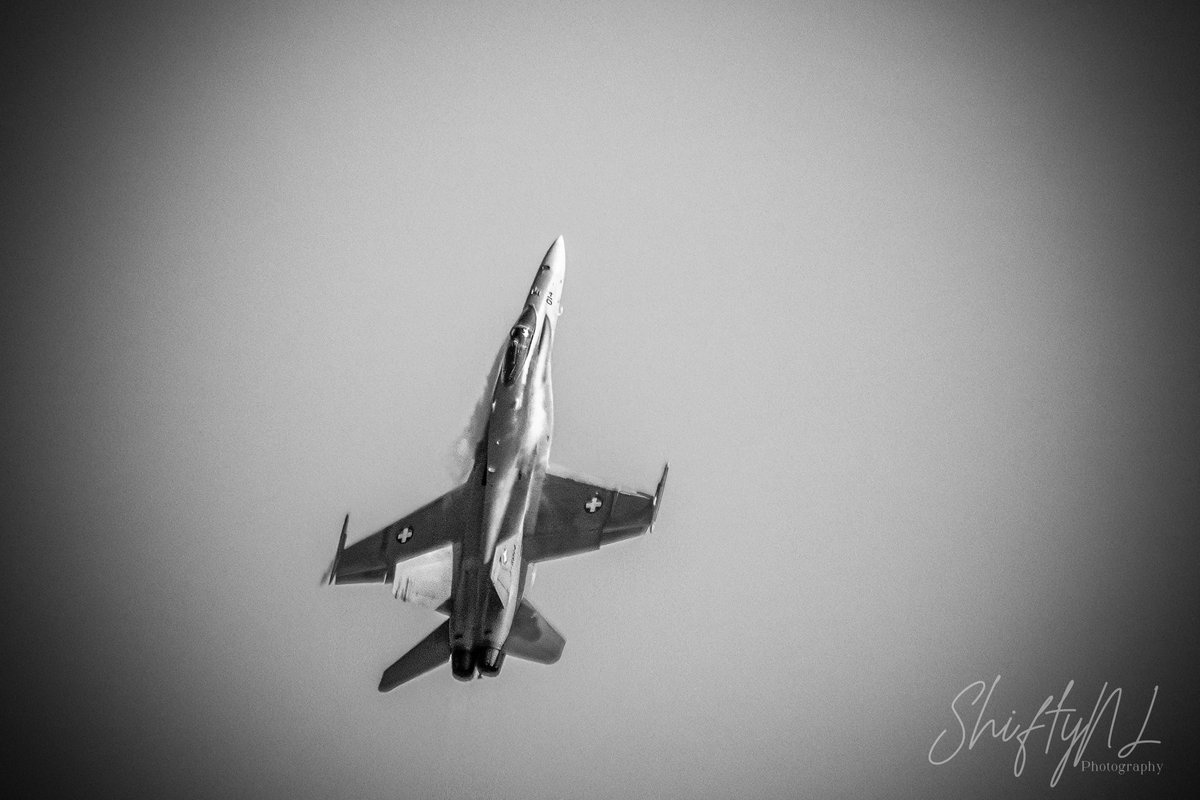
{"left": 449, "top": 237, "right": 565, "bottom": 679}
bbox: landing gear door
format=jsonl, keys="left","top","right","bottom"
{"left": 490, "top": 535, "right": 521, "bottom": 608}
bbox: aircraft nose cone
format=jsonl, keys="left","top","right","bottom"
{"left": 541, "top": 235, "right": 565, "bottom": 273}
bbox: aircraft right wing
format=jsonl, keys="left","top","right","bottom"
{"left": 326, "top": 483, "right": 468, "bottom": 587}
{"left": 523, "top": 464, "right": 667, "bottom": 563}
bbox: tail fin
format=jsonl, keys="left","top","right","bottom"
{"left": 378, "top": 620, "right": 452, "bottom": 691}
{"left": 505, "top": 598, "right": 565, "bottom": 664}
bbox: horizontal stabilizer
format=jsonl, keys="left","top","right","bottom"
{"left": 378, "top": 620, "right": 452, "bottom": 691}
{"left": 505, "top": 599, "right": 565, "bottom": 665}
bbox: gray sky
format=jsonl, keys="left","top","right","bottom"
{"left": 4, "top": 2, "right": 1198, "bottom": 798}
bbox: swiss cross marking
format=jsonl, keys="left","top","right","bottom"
{"left": 397, "top": 526, "right": 413, "bottom": 543}
{"left": 585, "top": 496, "right": 603, "bottom": 513}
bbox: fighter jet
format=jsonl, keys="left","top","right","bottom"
{"left": 325, "top": 236, "right": 667, "bottom": 690}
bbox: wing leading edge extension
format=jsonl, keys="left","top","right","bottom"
{"left": 524, "top": 464, "right": 667, "bottom": 563}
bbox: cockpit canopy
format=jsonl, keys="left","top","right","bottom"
{"left": 501, "top": 307, "right": 537, "bottom": 386}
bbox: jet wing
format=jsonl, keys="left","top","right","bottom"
{"left": 524, "top": 464, "right": 667, "bottom": 563}
{"left": 327, "top": 484, "right": 467, "bottom": 587}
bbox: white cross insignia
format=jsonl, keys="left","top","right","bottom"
{"left": 585, "top": 496, "right": 602, "bottom": 513}
{"left": 397, "top": 526, "right": 413, "bottom": 543}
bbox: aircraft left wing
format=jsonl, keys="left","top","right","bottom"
{"left": 326, "top": 484, "right": 467, "bottom": 586}
{"left": 524, "top": 464, "right": 667, "bottom": 563}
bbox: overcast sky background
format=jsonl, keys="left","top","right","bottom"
{"left": 4, "top": 2, "right": 1199, "bottom": 798}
